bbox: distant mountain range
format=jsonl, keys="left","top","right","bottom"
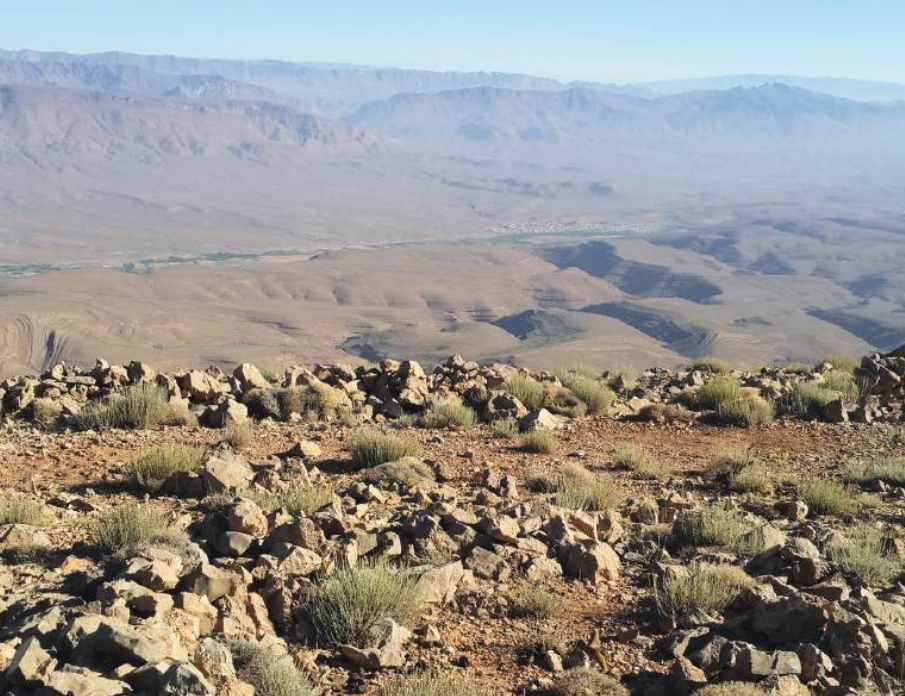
{"left": 1, "top": 46, "right": 905, "bottom": 267}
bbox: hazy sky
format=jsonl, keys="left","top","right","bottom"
{"left": 2, "top": 1, "right": 904, "bottom": 84}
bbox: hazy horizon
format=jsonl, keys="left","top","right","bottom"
{"left": 2, "top": 1, "right": 904, "bottom": 85}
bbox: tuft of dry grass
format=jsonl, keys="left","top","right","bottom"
{"left": 779, "top": 382, "right": 836, "bottom": 420}
{"left": 90, "top": 503, "right": 170, "bottom": 552}
{"left": 694, "top": 377, "right": 743, "bottom": 410}
{"left": 490, "top": 417, "right": 518, "bottom": 439}
{"left": 350, "top": 429, "right": 422, "bottom": 466}
{"left": 846, "top": 457, "right": 905, "bottom": 487}
{"left": 554, "top": 368, "right": 615, "bottom": 415}
{"left": 72, "top": 383, "right": 171, "bottom": 431}
{"left": 230, "top": 640, "right": 317, "bottom": 696}
{"left": 128, "top": 443, "right": 206, "bottom": 490}
{"left": 671, "top": 506, "right": 760, "bottom": 554}
{"left": 690, "top": 358, "right": 732, "bottom": 374}
{"left": 800, "top": 479, "right": 861, "bottom": 516}
{"left": 378, "top": 673, "right": 494, "bottom": 696}
{"left": 306, "top": 560, "right": 422, "bottom": 647}
{"left": 519, "top": 429, "right": 557, "bottom": 454}
{"left": 506, "top": 374, "right": 547, "bottom": 410}
{"left": 511, "top": 586, "right": 561, "bottom": 620}
{"left": 613, "top": 444, "right": 660, "bottom": 479}
{"left": 418, "top": 400, "right": 477, "bottom": 429}
{"left": 0, "top": 497, "right": 46, "bottom": 526}
{"left": 553, "top": 463, "right": 625, "bottom": 512}
{"left": 247, "top": 482, "right": 334, "bottom": 516}
{"left": 828, "top": 524, "right": 903, "bottom": 586}
{"left": 551, "top": 668, "right": 628, "bottom": 696}
{"left": 221, "top": 421, "right": 254, "bottom": 450}
{"left": 729, "top": 462, "right": 772, "bottom": 493}
{"left": 716, "top": 396, "right": 774, "bottom": 426}
{"left": 653, "top": 562, "right": 754, "bottom": 622}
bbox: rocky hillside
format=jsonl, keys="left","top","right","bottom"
{"left": 1, "top": 348, "right": 905, "bottom": 696}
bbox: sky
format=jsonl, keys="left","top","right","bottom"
{"left": 1, "top": 1, "right": 904, "bottom": 84}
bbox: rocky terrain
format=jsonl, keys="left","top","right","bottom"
{"left": 1, "top": 347, "right": 905, "bottom": 695}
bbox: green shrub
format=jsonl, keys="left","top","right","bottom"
{"left": 653, "top": 563, "right": 754, "bottom": 622}
{"left": 247, "top": 482, "right": 334, "bottom": 516}
{"left": 690, "top": 358, "right": 732, "bottom": 374}
{"left": 378, "top": 673, "right": 494, "bottom": 696}
{"left": 490, "top": 417, "right": 518, "bottom": 439}
{"left": 829, "top": 524, "right": 903, "bottom": 586}
{"left": 820, "top": 354, "right": 860, "bottom": 375}
{"left": 511, "top": 586, "right": 560, "bottom": 620}
{"left": 800, "top": 479, "right": 860, "bottom": 516}
{"left": 779, "top": 382, "right": 836, "bottom": 420}
{"left": 90, "top": 503, "right": 169, "bottom": 552}
{"left": 418, "top": 400, "right": 477, "bottom": 429}
{"left": 519, "top": 429, "right": 557, "bottom": 454}
{"left": 350, "top": 429, "right": 422, "bottom": 466}
{"left": 221, "top": 421, "right": 254, "bottom": 450}
{"left": 306, "top": 561, "right": 422, "bottom": 647}
{"left": 128, "top": 443, "right": 205, "bottom": 489}
{"left": 362, "top": 458, "right": 435, "bottom": 487}
{"left": 0, "top": 497, "right": 46, "bottom": 526}
{"left": 671, "top": 506, "right": 760, "bottom": 554}
{"left": 694, "top": 377, "right": 743, "bottom": 410}
{"left": 553, "top": 464, "right": 625, "bottom": 512}
{"left": 555, "top": 369, "right": 615, "bottom": 415}
{"left": 612, "top": 445, "right": 660, "bottom": 479}
{"left": 551, "top": 668, "right": 628, "bottom": 696}
{"left": 231, "top": 640, "right": 317, "bottom": 696}
{"left": 72, "top": 384, "right": 171, "bottom": 431}
{"left": 716, "top": 396, "right": 774, "bottom": 426}
{"left": 846, "top": 457, "right": 905, "bottom": 487}
{"left": 506, "top": 374, "right": 547, "bottom": 410}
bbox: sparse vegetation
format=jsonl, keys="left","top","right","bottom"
{"left": 0, "top": 497, "right": 46, "bottom": 526}
{"left": 606, "top": 365, "right": 638, "bottom": 390}
{"left": 378, "top": 673, "right": 493, "bottom": 696}
{"left": 715, "top": 395, "right": 774, "bottom": 426}
{"left": 820, "top": 354, "right": 861, "bottom": 374}
{"left": 128, "top": 443, "right": 205, "bottom": 489}
{"left": 247, "top": 482, "right": 334, "bottom": 515}
{"left": 543, "top": 386, "right": 588, "bottom": 418}
{"left": 350, "top": 429, "right": 422, "bottom": 466}
{"left": 780, "top": 381, "right": 836, "bottom": 420}
{"left": 231, "top": 640, "right": 317, "bottom": 696}
{"left": 694, "top": 377, "right": 743, "bottom": 410}
{"left": 506, "top": 374, "right": 547, "bottom": 410}
{"left": 846, "top": 457, "right": 905, "bottom": 487}
{"left": 690, "top": 358, "right": 732, "bottom": 374}
{"left": 221, "top": 420, "right": 254, "bottom": 450}
{"left": 490, "top": 417, "right": 518, "bottom": 439}
{"left": 653, "top": 562, "right": 754, "bottom": 622}
{"left": 519, "top": 429, "right": 557, "bottom": 454}
{"left": 362, "top": 457, "right": 435, "bottom": 487}
{"left": 613, "top": 444, "right": 660, "bottom": 479}
{"left": 554, "top": 368, "right": 615, "bottom": 414}
{"left": 306, "top": 560, "right": 422, "bottom": 647}
{"left": 551, "top": 668, "right": 629, "bottom": 696}
{"left": 729, "top": 462, "right": 772, "bottom": 493}
{"left": 511, "top": 586, "right": 560, "bottom": 620}
{"left": 671, "top": 506, "right": 760, "bottom": 554}
{"left": 72, "top": 383, "right": 171, "bottom": 431}
{"left": 418, "top": 400, "right": 477, "bottom": 429}
{"left": 707, "top": 449, "right": 758, "bottom": 478}
{"left": 828, "top": 524, "right": 903, "bottom": 586}
{"left": 800, "top": 479, "right": 861, "bottom": 516}
{"left": 822, "top": 371, "right": 861, "bottom": 402}
{"left": 553, "top": 463, "right": 625, "bottom": 512}
{"left": 90, "top": 503, "right": 169, "bottom": 552}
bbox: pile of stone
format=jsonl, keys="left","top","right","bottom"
{"left": 0, "top": 442, "right": 633, "bottom": 695}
